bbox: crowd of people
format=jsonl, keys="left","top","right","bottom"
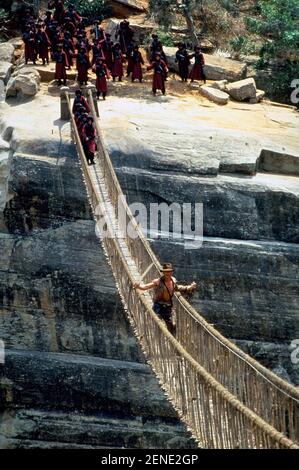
{"left": 73, "top": 89, "right": 97, "bottom": 165}
{"left": 22, "top": 1, "right": 206, "bottom": 98}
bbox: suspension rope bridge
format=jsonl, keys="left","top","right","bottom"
{"left": 65, "top": 89, "right": 299, "bottom": 449}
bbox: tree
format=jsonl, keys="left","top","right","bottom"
{"left": 149, "top": 0, "right": 238, "bottom": 46}
{"left": 244, "top": 0, "right": 299, "bottom": 102}
{"left": 65, "top": 0, "right": 112, "bottom": 23}
{"left": 245, "top": 0, "right": 299, "bottom": 63}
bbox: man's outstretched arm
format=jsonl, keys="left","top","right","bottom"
{"left": 133, "top": 279, "right": 159, "bottom": 291}
{"left": 176, "top": 282, "right": 197, "bottom": 294}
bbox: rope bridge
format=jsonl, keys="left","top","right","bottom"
{"left": 65, "top": 89, "right": 299, "bottom": 449}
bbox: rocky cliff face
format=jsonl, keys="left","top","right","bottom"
{"left": 100, "top": 92, "right": 299, "bottom": 385}
{"left": 0, "top": 94, "right": 196, "bottom": 448}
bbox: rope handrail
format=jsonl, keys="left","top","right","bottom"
{"left": 66, "top": 91, "right": 299, "bottom": 447}
{"left": 84, "top": 90, "right": 299, "bottom": 443}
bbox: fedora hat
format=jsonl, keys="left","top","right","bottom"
{"left": 160, "top": 263, "right": 173, "bottom": 272}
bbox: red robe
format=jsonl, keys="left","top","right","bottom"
{"left": 72, "top": 95, "right": 90, "bottom": 113}
{"left": 76, "top": 53, "right": 91, "bottom": 82}
{"left": 147, "top": 60, "right": 168, "bottom": 90}
{"left": 54, "top": 51, "right": 69, "bottom": 79}
{"left": 36, "top": 31, "right": 51, "bottom": 61}
{"left": 131, "top": 51, "right": 144, "bottom": 81}
{"left": 83, "top": 124, "right": 97, "bottom": 154}
{"left": 91, "top": 42, "right": 105, "bottom": 66}
{"left": 53, "top": 2, "right": 65, "bottom": 24}
{"left": 103, "top": 39, "right": 113, "bottom": 71}
{"left": 112, "top": 50, "right": 124, "bottom": 78}
{"left": 63, "top": 38, "right": 75, "bottom": 67}
{"left": 93, "top": 64, "right": 110, "bottom": 93}
{"left": 23, "top": 31, "right": 36, "bottom": 62}
{"left": 189, "top": 52, "right": 205, "bottom": 80}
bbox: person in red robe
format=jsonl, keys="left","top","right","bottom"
{"left": 116, "top": 20, "right": 134, "bottom": 54}
{"left": 102, "top": 33, "right": 113, "bottom": 72}
{"left": 77, "top": 113, "right": 89, "bottom": 139}
{"left": 91, "top": 38, "right": 105, "bottom": 66}
{"left": 44, "top": 10, "right": 53, "bottom": 36}
{"left": 54, "top": 44, "right": 68, "bottom": 86}
{"left": 82, "top": 116, "right": 97, "bottom": 165}
{"left": 62, "top": 31, "right": 75, "bottom": 69}
{"left": 90, "top": 20, "right": 106, "bottom": 42}
{"left": 76, "top": 47, "right": 91, "bottom": 86}
{"left": 93, "top": 58, "right": 110, "bottom": 100}
{"left": 23, "top": 26, "right": 36, "bottom": 65}
{"left": 35, "top": 25, "right": 51, "bottom": 65}
{"left": 62, "top": 15, "right": 77, "bottom": 40}
{"left": 131, "top": 45, "right": 144, "bottom": 83}
{"left": 126, "top": 41, "right": 134, "bottom": 77}
{"left": 112, "top": 43, "right": 124, "bottom": 82}
{"left": 147, "top": 52, "right": 168, "bottom": 96}
{"left": 53, "top": 0, "right": 65, "bottom": 25}
{"left": 66, "top": 3, "right": 82, "bottom": 26}
{"left": 156, "top": 41, "right": 168, "bottom": 81}
{"left": 72, "top": 89, "right": 90, "bottom": 113}
{"left": 189, "top": 46, "right": 206, "bottom": 83}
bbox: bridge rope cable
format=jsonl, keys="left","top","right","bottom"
{"left": 84, "top": 89, "right": 299, "bottom": 442}
{"left": 84, "top": 90, "right": 299, "bottom": 440}
{"left": 65, "top": 91, "right": 298, "bottom": 448}
{"left": 177, "top": 295, "right": 299, "bottom": 402}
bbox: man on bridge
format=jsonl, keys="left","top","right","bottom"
{"left": 134, "top": 263, "right": 197, "bottom": 336}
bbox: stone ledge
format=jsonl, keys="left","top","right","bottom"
{"left": 257, "top": 149, "right": 299, "bottom": 177}
{"left": 0, "top": 408, "right": 195, "bottom": 449}
{"left": 0, "top": 350, "right": 177, "bottom": 418}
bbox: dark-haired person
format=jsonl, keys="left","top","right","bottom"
{"left": 116, "top": 19, "right": 134, "bottom": 54}
{"left": 23, "top": 26, "right": 37, "bottom": 65}
{"left": 131, "top": 45, "right": 144, "bottom": 83}
{"left": 93, "top": 58, "right": 110, "bottom": 100}
{"left": 134, "top": 263, "right": 197, "bottom": 336}
{"left": 35, "top": 25, "right": 51, "bottom": 65}
{"left": 53, "top": 0, "right": 65, "bottom": 25}
{"left": 62, "top": 31, "right": 75, "bottom": 69}
{"left": 112, "top": 43, "right": 124, "bottom": 82}
{"left": 102, "top": 33, "right": 114, "bottom": 72}
{"left": 189, "top": 45, "right": 206, "bottom": 84}
{"left": 82, "top": 116, "right": 97, "bottom": 165}
{"left": 72, "top": 89, "right": 90, "bottom": 113}
{"left": 66, "top": 3, "right": 82, "bottom": 25}
{"left": 53, "top": 44, "right": 68, "bottom": 86}
{"left": 76, "top": 47, "right": 91, "bottom": 86}
{"left": 147, "top": 52, "right": 168, "bottom": 96}
{"left": 175, "top": 43, "right": 190, "bottom": 82}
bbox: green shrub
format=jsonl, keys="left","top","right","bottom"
{"left": 0, "top": 8, "right": 8, "bottom": 21}
{"left": 64, "top": 0, "right": 112, "bottom": 23}
{"left": 157, "top": 30, "right": 175, "bottom": 47}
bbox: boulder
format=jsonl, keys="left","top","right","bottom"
{"left": 249, "top": 89, "right": 265, "bottom": 104}
{"left": 210, "top": 79, "right": 228, "bottom": 91}
{"left": 226, "top": 77, "right": 257, "bottom": 101}
{"left": 11, "top": 67, "right": 40, "bottom": 84}
{"left": 0, "top": 62, "right": 13, "bottom": 85}
{"left": 199, "top": 39, "right": 215, "bottom": 52}
{"left": 199, "top": 85, "right": 229, "bottom": 105}
{"left": 163, "top": 47, "right": 247, "bottom": 81}
{"left": 0, "top": 43, "right": 15, "bottom": 63}
{"left": 108, "top": 0, "right": 147, "bottom": 17}
{"left": 7, "top": 37, "right": 24, "bottom": 50}
{"left": 6, "top": 74, "right": 39, "bottom": 97}
{"left": 204, "top": 54, "right": 247, "bottom": 81}
{"left": 105, "top": 17, "right": 154, "bottom": 45}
